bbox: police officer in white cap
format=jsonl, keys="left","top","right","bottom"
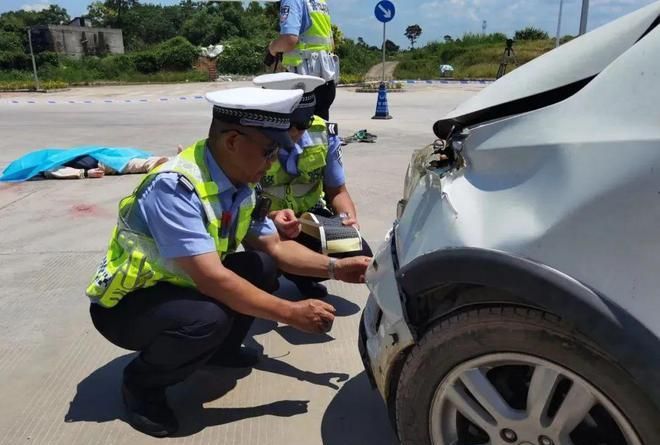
{"left": 254, "top": 72, "right": 372, "bottom": 299}
{"left": 85, "top": 87, "right": 371, "bottom": 438}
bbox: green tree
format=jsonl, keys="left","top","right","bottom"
{"left": 405, "top": 24, "right": 422, "bottom": 48}
{"left": 385, "top": 39, "right": 399, "bottom": 53}
{"left": 181, "top": 8, "right": 223, "bottom": 46}
{"left": 0, "top": 31, "right": 23, "bottom": 52}
{"left": 217, "top": 37, "right": 263, "bottom": 74}
{"left": 87, "top": 0, "right": 139, "bottom": 28}
{"left": 86, "top": 1, "right": 117, "bottom": 27}
{"left": 129, "top": 5, "right": 180, "bottom": 46}
{"left": 38, "top": 5, "right": 70, "bottom": 25}
{"left": 331, "top": 24, "right": 344, "bottom": 48}
{"left": 514, "top": 26, "right": 549, "bottom": 40}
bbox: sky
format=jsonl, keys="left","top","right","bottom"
{"left": 1, "top": 0, "right": 657, "bottom": 47}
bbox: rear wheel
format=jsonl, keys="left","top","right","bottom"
{"left": 395, "top": 302, "right": 660, "bottom": 445}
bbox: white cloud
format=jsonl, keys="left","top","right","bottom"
{"left": 21, "top": 1, "right": 50, "bottom": 12}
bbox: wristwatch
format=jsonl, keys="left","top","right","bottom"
{"left": 328, "top": 257, "right": 338, "bottom": 280}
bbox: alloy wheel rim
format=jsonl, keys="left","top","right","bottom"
{"left": 429, "top": 353, "right": 641, "bottom": 445}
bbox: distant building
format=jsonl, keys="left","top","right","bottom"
{"left": 30, "top": 18, "right": 124, "bottom": 59}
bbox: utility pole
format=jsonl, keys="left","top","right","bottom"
{"left": 555, "top": 0, "right": 564, "bottom": 47}
{"left": 579, "top": 0, "right": 590, "bottom": 35}
{"left": 26, "top": 27, "right": 41, "bottom": 91}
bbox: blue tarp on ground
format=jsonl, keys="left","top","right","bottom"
{"left": 0, "top": 147, "right": 153, "bottom": 182}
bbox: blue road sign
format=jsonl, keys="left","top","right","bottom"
{"left": 375, "top": 0, "right": 395, "bottom": 23}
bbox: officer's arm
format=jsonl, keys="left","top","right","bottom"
{"left": 269, "top": 35, "right": 299, "bottom": 55}
{"left": 324, "top": 133, "right": 359, "bottom": 226}
{"left": 246, "top": 233, "right": 369, "bottom": 283}
{"left": 269, "top": 0, "right": 302, "bottom": 55}
{"left": 325, "top": 184, "right": 359, "bottom": 227}
{"left": 176, "top": 253, "right": 295, "bottom": 322}
{"left": 176, "top": 253, "right": 336, "bottom": 334}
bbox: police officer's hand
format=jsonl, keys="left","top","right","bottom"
{"left": 264, "top": 46, "right": 282, "bottom": 67}
{"left": 335, "top": 256, "right": 371, "bottom": 283}
{"left": 341, "top": 216, "right": 359, "bottom": 229}
{"left": 288, "top": 299, "right": 336, "bottom": 334}
{"left": 264, "top": 48, "right": 277, "bottom": 67}
{"left": 271, "top": 209, "right": 302, "bottom": 239}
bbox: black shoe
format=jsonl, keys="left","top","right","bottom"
{"left": 207, "top": 346, "right": 261, "bottom": 368}
{"left": 121, "top": 383, "right": 178, "bottom": 438}
{"left": 296, "top": 281, "right": 328, "bottom": 299}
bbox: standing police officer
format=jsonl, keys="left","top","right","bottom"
{"left": 86, "top": 87, "right": 371, "bottom": 437}
{"left": 267, "top": 0, "right": 338, "bottom": 120}
{"left": 254, "top": 72, "right": 372, "bottom": 298}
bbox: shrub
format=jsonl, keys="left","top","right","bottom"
{"left": 338, "top": 73, "right": 363, "bottom": 84}
{"left": 99, "top": 54, "right": 135, "bottom": 77}
{"left": 514, "top": 27, "right": 549, "bottom": 40}
{"left": 0, "top": 79, "right": 67, "bottom": 91}
{"left": 132, "top": 50, "right": 161, "bottom": 73}
{"left": 0, "top": 31, "right": 23, "bottom": 52}
{"left": 36, "top": 51, "right": 59, "bottom": 67}
{"left": 156, "top": 36, "right": 198, "bottom": 70}
{"left": 460, "top": 32, "right": 508, "bottom": 45}
{"left": 0, "top": 51, "right": 30, "bottom": 70}
{"left": 217, "top": 38, "right": 263, "bottom": 74}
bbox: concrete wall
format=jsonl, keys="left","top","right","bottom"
{"left": 46, "top": 25, "right": 124, "bottom": 58}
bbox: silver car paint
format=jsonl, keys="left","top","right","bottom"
{"left": 364, "top": 3, "right": 660, "bottom": 399}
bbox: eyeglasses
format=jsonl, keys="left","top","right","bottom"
{"left": 292, "top": 117, "right": 315, "bottom": 131}
{"left": 223, "top": 129, "right": 279, "bottom": 160}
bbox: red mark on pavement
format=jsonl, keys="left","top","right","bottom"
{"left": 70, "top": 203, "right": 104, "bottom": 218}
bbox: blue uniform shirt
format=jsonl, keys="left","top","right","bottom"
{"left": 128, "top": 146, "right": 276, "bottom": 259}
{"left": 278, "top": 133, "right": 345, "bottom": 188}
{"left": 280, "top": 0, "right": 311, "bottom": 36}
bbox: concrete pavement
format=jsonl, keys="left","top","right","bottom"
{"left": 0, "top": 81, "right": 480, "bottom": 445}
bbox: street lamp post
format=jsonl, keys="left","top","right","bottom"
{"left": 26, "top": 27, "right": 41, "bottom": 91}
{"left": 579, "top": 0, "right": 590, "bottom": 35}
{"left": 555, "top": 0, "right": 564, "bottom": 47}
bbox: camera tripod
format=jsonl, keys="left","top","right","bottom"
{"left": 496, "top": 39, "right": 518, "bottom": 79}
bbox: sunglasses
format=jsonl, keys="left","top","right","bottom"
{"left": 223, "top": 129, "right": 280, "bottom": 160}
{"left": 291, "top": 117, "right": 315, "bottom": 131}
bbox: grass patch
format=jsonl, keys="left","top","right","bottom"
{"left": 0, "top": 62, "right": 208, "bottom": 90}
{"left": 394, "top": 38, "right": 556, "bottom": 80}
{"left": 0, "top": 79, "right": 68, "bottom": 91}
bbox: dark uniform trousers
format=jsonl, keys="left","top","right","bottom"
{"left": 312, "top": 80, "right": 336, "bottom": 121}
{"left": 90, "top": 251, "right": 278, "bottom": 391}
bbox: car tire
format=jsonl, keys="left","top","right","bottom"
{"left": 394, "top": 299, "right": 660, "bottom": 445}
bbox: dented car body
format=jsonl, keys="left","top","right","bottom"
{"left": 360, "top": 3, "right": 660, "bottom": 444}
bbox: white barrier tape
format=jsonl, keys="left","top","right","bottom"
{"left": 4, "top": 95, "right": 206, "bottom": 105}
{"left": 404, "top": 79, "right": 493, "bottom": 85}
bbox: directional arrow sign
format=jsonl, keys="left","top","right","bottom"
{"left": 375, "top": 0, "right": 395, "bottom": 23}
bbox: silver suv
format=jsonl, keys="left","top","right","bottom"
{"left": 359, "top": 3, "right": 660, "bottom": 445}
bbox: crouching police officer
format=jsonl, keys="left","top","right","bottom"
{"left": 85, "top": 87, "right": 371, "bottom": 438}
{"left": 253, "top": 73, "right": 372, "bottom": 299}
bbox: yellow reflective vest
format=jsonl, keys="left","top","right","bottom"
{"left": 86, "top": 140, "right": 255, "bottom": 308}
{"left": 260, "top": 116, "right": 329, "bottom": 214}
{"left": 282, "top": 0, "right": 334, "bottom": 70}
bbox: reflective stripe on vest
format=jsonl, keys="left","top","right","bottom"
{"left": 283, "top": 0, "right": 334, "bottom": 68}
{"left": 261, "top": 115, "right": 329, "bottom": 214}
{"left": 85, "top": 139, "right": 256, "bottom": 308}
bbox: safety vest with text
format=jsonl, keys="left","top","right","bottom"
{"left": 260, "top": 115, "right": 329, "bottom": 214}
{"left": 282, "top": 0, "right": 334, "bottom": 69}
{"left": 85, "top": 140, "right": 255, "bottom": 308}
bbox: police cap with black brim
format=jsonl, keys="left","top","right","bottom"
{"left": 206, "top": 87, "right": 303, "bottom": 149}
